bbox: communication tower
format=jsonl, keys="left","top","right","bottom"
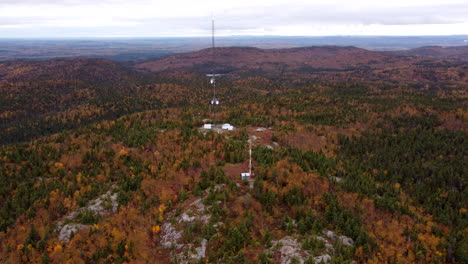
{"left": 207, "top": 17, "right": 220, "bottom": 126}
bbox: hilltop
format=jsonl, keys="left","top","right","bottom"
{"left": 135, "top": 46, "right": 468, "bottom": 87}
{"left": 135, "top": 46, "right": 404, "bottom": 74}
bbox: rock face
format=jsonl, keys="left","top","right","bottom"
{"left": 271, "top": 237, "right": 310, "bottom": 264}
{"left": 85, "top": 191, "right": 119, "bottom": 214}
{"left": 316, "top": 235, "right": 335, "bottom": 253}
{"left": 160, "top": 190, "right": 221, "bottom": 264}
{"left": 179, "top": 212, "right": 196, "bottom": 223}
{"left": 57, "top": 223, "right": 88, "bottom": 243}
{"left": 161, "top": 222, "right": 184, "bottom": 249}
{"left": 338, "top": 235, "right": 354, "bottom": 247}
{"left": 191, "top": 239, "right": 208, "bottom": 261}
{"left": 160, "top": 198, "right": 210, "bottom": 250}
{"left": 314, "top": 254, "right": 332, "bottom": 263}
{"left": 321, "top": 230, "right": 354, "bottom": 247}
{"left": 331, "top": 176, "right": 343, "bottom": 183}
{"left": 323, "top": 230, "right": 337, "bottom": 240}
{"left": 56, "top": 187, "right": 118, "bottom": 243}
{"left": 268, "top": 231, "right": 356, "bottom": 264}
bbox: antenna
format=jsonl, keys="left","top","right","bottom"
{"left": 212, "top": 16, "right": 215, "bottom": 55}
{"left": 209, "top": 16, "right": 219, "bottom": 126}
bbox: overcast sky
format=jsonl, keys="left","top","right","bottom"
{"left": 1, "top": 0, "right": 467, "bottom": 38}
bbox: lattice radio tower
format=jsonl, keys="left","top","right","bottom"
{"left": 208, "top": 17, "right": 219, "bottom": 126}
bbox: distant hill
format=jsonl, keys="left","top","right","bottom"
{"left": 1, "top": 36, "right": 467, "bottom": 61}
{"left": 135, "top": 46, "right": 404, "bottom": 73}
{"left": 0, "top": 58, "right": 151, "bottom": 144}
{"left": 394, "top": 46, "right": 468, "bottom": 61}
{"left": 0, "top": 58, "right": 133, "bottom": 83}
{"left": 136, "top": 45, "right": 468, "bottom": 74}
{"left": 134, "top": 46, "right": 468, "bottom": 87}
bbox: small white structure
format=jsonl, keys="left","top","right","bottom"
{"left": 210, "top": 99, "right": 219, "bottom": 105}
{"left": 255, "top": 127, "right": 266, "bottom": 132}
{"left": 241, "top": 141, "right": 252, "bottom": 181}
{"left": 203, "top": 124, "right": 212, "bottom": 130}
{"left": 222, "top": 123, "right": 234, "bottom": 131}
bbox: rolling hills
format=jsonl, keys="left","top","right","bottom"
{"left": 394, "top": 45, "right": 468, "bottom": 61}
{"left": 135, "top": 46, "right": 468, "bottom": 88}
{"left": 0, "top": 45, "right": 467, "bottom": 264}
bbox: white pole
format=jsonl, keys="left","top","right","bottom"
{"left": 249, "top": 142, "right": 252, "bottom": 176}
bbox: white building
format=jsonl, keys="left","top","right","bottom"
{"left": 203, "top": 124, "right": 212, "bottom": 130}
{"left": 241, "top": 172, "right": 250, "bottom": 181}
{"left": 222, "top": 123, "right": 234, "bottom": 131}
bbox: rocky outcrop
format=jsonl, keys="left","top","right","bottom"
{"left": 271, "top": 236, "right": 310, "bottom": 264}
{"left": 268, "top": 231, "right": 355, "bottom": 264}
{"left": 160, "top": 189, "right": 222, "bottom": 264}
{"left": 56, "top": 187, "right": 118, "bottom": 243}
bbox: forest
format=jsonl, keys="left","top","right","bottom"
{"left": 0, "top": 47, "right": 466, "bottom": 263}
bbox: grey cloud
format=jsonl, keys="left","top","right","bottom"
{"left": 149, "top": 4, "right": 468, "bottom": 33}
{"left": 0, "top": 0, "right": 148, "bottom": 6}
{"left": 108, "top": 3, "right": 468, "bottom": 36}
{"left": 0, "top": 16, "right": 51, "bottom": 26}
{"left": 1, "top": 1, "right": 467, "bottom": 37}
{"left": 0, "top": 16, "right": 85, "bottom": 27}
{"left": 220, "top": 3, "right": 468, "bottom": 27}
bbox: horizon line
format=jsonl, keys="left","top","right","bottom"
{"left": 1, "top": 34, "right": 468, "bottom": 40}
